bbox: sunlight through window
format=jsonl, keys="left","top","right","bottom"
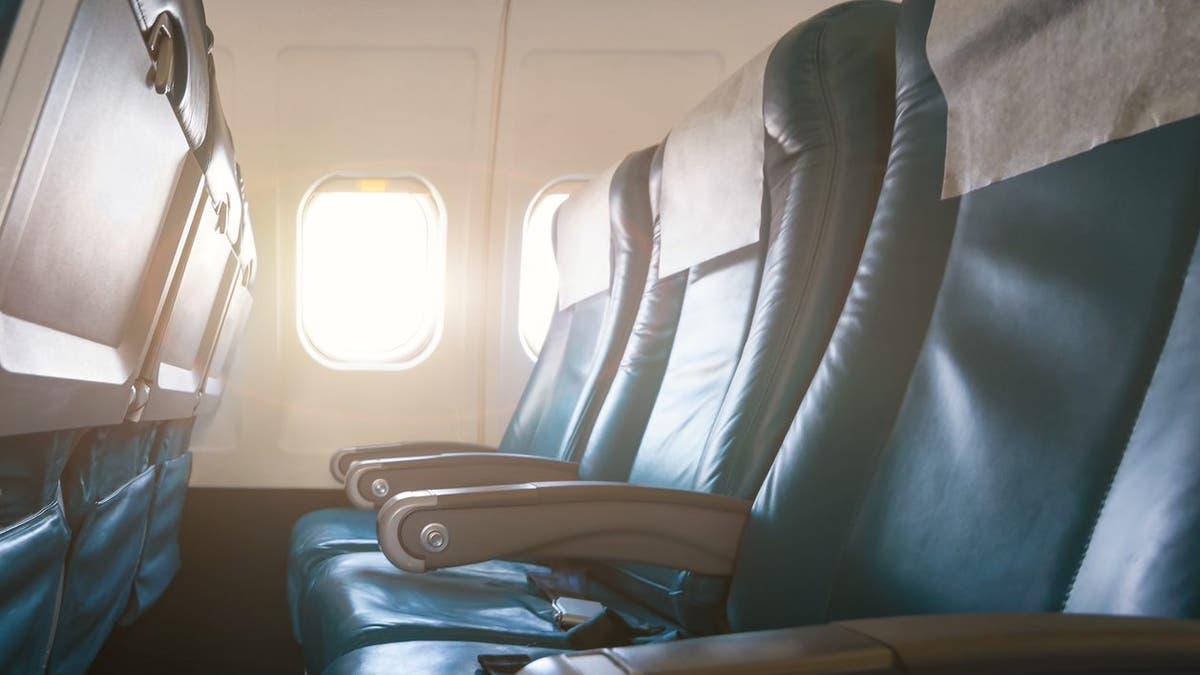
{"left": 519, "top": 180, "right": 585, "bottom": 359}
{"left": 298, "top": 177, "right": 444, "bottom": 369}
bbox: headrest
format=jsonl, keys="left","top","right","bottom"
{"left": 555, "top": 163, "right": 617, "bottom": 309}
{"left": 928, "top": 0, "right": 1200, "bottom": 197}
{"left": 658, "top": 45, "right": 772, "bottom": 276}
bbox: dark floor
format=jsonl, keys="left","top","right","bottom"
{"left": 90, "top": 487, "right": 345, "bottom": 674}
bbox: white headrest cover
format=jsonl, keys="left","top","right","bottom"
{"left": 658, "top": 46, "right": 771, "bottom": 276}
{"left": 928, "top": 0, "right": 1200, "bottom": 197}
{"left": 555, "top": 162, "right": 617, "bottom": 309}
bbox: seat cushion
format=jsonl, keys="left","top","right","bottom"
{"left": 288, "top": 508, "right": 379, "bottom": 640}
{"left": 323, "top": 641, "right": 563, "bottom": 675}
{"left": 300, "top": 553, "right": 679, "bottom": 674}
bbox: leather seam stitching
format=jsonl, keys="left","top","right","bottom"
{"left": 818, "top": 6, "right": 952, "bottom": 618}
{"left": 713, "top": 16, "right": 840, "bottom": 500}
{"left": 1059, "top": 209, "right": 1200, "bottom": 611}
{"left": 561, "top": 161, "right": 647, "bottom": 462}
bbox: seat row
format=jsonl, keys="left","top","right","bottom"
{"left": 0, "top": 0, "right": 254, "bottom": 672}
{"left": 296, "top": 0, "right": 1200, "bottom": 672}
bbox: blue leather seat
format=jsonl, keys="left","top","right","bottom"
{"left": 298, "top": 2, "right": 899, "bottom": 670}
{"left": 50, "top": 424, "right": 159, "bottom": 674}
{"left": 286, "top": 145, "right": 658, "bottom": 638}
{"left": 121, "top": 418, "right": 195, "bottom": 623}
{"left": 0, "top": 431, "right": 76, "bottom": 673}
{"left": 323, "top": 0, "right": 1200, "bottom": 671}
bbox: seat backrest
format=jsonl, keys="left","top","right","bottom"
{"left": 728, "top": 0, "right": 1200, "bottom": 632}
{"left": 579, "top": 0, "right": 897, "bottom": 497}
{"left": 498, "top": 147, "right": 655, "bottom": 461}
{"left": 574, "top": 0, "right": 898, "bottom": 631}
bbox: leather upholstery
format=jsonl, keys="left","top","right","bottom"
{"left": 730, "top": 0, "right": 1200, "bottom": 631}
{"left": 727, "top": 0, "right": 960, "bottom": 631}
{"left": 583, "top": 0, "right": 898, "bottom": 629}
{"left": 500, "top": 145, "right": 656, "bottom": 462}
{"left": 0, "top": 431, "right": 77, "bottom": 673}
{"left": 122, "top": 418, "right": 196, "bottom": 623}
{"left": 305, "top": 1, "right": 1200, "bottom": 671}
{"left": 301, "top": 553, "right": 675, "bottom": 672}
{"left": 296, "top": 3, "right": 898, "bottom": 668}
{"left": 287, "top": 146, "right": 656, "bottom": 639}
{"left": 50, "top": 424, "right": 159, "bottom": 674}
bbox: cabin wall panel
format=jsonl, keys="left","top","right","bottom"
{"left": 191, "top": 0, "right": 503, "bottom": 487}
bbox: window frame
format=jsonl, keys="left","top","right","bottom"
{"left": 517, "top": 175, "right": 590, "bottom": 361}
{"left": 295, "top": 173, "right": 447, "bottom": 371}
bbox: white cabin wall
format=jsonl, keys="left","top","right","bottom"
{"left": 192, "top": 0, "right": 843, "bottom": 487}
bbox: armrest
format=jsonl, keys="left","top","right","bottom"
{"left": 329, "top": 441, "right": 498, "bottom": 481}
{"left": 377, "top": 482, "right": 750, "bottom": 574}
{"left": 519, "top": 613, "right": 1200, "bottom": 675}
{"left": 343, "top": 454, "right": 579, "bottom": 509}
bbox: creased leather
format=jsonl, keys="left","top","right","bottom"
{"left": 299, "top": 553, "right": 676, "bottom": 674}
{"left": 50, "top": 424, "right": 158, "bottom": 674}
{"left": 593, "top": 0, "right": 898, "bottom": 630}
{"left": 0, "top": 494, "right": 70, "bottom": 673}
{"left": 122, "top": 418, "right": 196, "bottom": 623}
{"left": 501, "top": 147, "right": 655, "bottom": 463}
{"left": 825, "top": 8, "right": 1200, "bottom": 625}
{"left": 727, "top": 0, "right": 959, "bottom": 631}
{"left": 731, "top": 0, "right": 1200, "bottom": 632}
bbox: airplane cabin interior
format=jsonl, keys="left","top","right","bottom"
{"left": 0, "top": 0, "right": 1197, "bottom": 673}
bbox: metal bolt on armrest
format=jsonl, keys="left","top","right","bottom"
{"left": 420, "top": 523, "right": 449, "bottom": 552}
{"left": 371, "top": 478, "right": 390, "bottom": 499}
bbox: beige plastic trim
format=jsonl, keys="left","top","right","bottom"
{"left": 518, "top": 614, "right": 1200, "bottom": 675}
{"left": 329, "top": 441, "right": 499, "bottom": 482}
{"left": 344, "top": 454, "right": 579, "bottom": 509}
{"left": 657, "top": 45, "right": 771, "bottom": 276}
{"left": 376, "top": 482, "right": 750, "bottom": 575}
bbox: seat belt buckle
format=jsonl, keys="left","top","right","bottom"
{"left": 552, "top": 596, "right": 606, "bottom": 628}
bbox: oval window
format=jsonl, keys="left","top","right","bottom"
{"left": 297, "top": 176, "right": 445, "bottom": 369}
{"left": 518, "top": 179, "right": 586, "bottom": 359}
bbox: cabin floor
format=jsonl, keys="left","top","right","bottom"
{"left": 90, "top": 489, "right": 345, "bottom": 674}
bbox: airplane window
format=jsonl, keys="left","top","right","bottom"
{"left": 518, "top": 179, "right": 586, "bottom": 359}
{"left": 297, "top": 176, "right": 445, "bottom": 369}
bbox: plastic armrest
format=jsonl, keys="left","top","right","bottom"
{"left": 377, "top": 481, "right": 751, "bottom": 574}
{"left": 343, "top": 454, "right": 580, "bottom": 509}
{"left": 329, "top": 441, "right": 498, "bottom": 481}
{"left": 519, "top": 613, "right": 1200, "bottom": 675}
